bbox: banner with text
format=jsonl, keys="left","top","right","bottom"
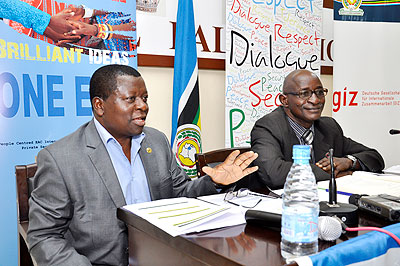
{"left": 225, "top": 0, "right": 323, "bottom": 147}
{"left": 332, "top": 0, "right": 400, "bottom": 168}
{"left": 0, "top": 1, "right": 137, "bottom": 265}
{"left": 137, "top": 0, "right": 225, "bottom": 60}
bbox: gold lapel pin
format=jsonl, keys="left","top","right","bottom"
{"left": 146, "top": 147, "right": 152, "bottom": 154}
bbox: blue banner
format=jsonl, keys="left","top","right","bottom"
{"left": 310, "top": 223, "right": 400, "bottom": 265}
{"left": 0, "top": 1, "right": 136, "bottom": 265}
{"left": 334, "top": 0, "right": 400, "bottom": 22}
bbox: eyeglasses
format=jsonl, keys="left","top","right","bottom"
{"left": 284, "top": 88, "right": 328, "bottom": 99}
{"left": 224, "top": 188, "right": 266, "bottom": 208}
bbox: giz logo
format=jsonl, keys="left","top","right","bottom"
{"left": 333, "top": 87, "right": 358, "bottom": 112}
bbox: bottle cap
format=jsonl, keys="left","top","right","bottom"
{"left": 292, "top": 145, "right": 311, "bottom": 161}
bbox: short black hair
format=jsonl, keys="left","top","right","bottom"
{"left": 90, "top": 64, "right": 141, "bottom": 103}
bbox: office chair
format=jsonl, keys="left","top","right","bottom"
{"left": 195, "top": 147, "right": 251, "bottom": 178}
{"left": 15, "top": 163, "right": 37, "bottom": 266}
{"left": 194, "top": 147, "right": 265, "bottom": 191}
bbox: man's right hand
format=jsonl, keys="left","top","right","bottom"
{"left": 316, "top": 157, "right": 353, "bottom": 177}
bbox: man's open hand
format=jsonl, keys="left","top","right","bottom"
{"left": 202, "top": 150, "right": 259, "bottom": 185}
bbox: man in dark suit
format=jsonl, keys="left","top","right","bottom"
{"left": 27, "top": 65, "right": 258, "bottom": 266}
{"left": 251, "top": 69, "right": 384, "bottom": 189}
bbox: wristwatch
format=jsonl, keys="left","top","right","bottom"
{"left": 346, "top": 155, "right": 357, "bottom": 170}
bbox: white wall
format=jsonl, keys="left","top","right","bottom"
{"left": 139, "top": 66, "right": 333, "bottom": 152}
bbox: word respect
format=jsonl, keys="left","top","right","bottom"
{"left": 274, "top": 24, "right": 320, "bottom": 48}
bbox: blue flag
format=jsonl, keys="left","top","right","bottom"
{"left": 171, "top": 0, "right": 201, "bottom": 179}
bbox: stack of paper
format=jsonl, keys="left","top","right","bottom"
{"left": 318, "top": 171, "right": 400, "bottom": 197}
{"left": 123, "top": 197, "right": 243, "bottom": 236}
{"left": 123, "top": 192, "right": 281, "bottom": 237}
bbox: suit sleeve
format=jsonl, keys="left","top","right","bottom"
{"left": 332, "top": 119, "right": 385, "bottom": 172}
{"left": 251, "top": 120, "right": 330, "bottom": 189}
{"left": 27, "top": 148, "right": 91, "bottom": 266}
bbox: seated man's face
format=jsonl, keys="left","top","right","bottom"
{"left": 281, "top": 71, "right": 325, "bottom": 128}
{"left": 100, "top": 75, "right": 149, "bottom": 138}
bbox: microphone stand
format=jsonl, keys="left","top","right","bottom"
{"left": 328, "top": 148, "right": 337, "bottom": 205}
{"left": 319, "top": 148, "right": 359, "bottom": 226}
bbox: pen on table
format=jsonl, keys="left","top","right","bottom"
{"left": 325, "top": 189, "right": 352, "bottom": 196}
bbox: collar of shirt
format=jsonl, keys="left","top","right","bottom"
{"left": 93, "top": 118, "right": 146, "bottom": 147}
{"left": 93, "top": 118, "right": 151, "bottom": 204}
{"left": 286, "top": 116, "right": 315, "bottom": 145}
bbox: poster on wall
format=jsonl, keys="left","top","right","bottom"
{"left": 225, "top": 0, "right": 323, "bottom": 148}
{"left": 136, "top": 0, "right": 225, "bottom": 68}
{"left": 136, "top": 0, "right": 334, "bottom": 71}
{"left": 332, "top": 0, "right": 400, "bottom": 168}
{"left": 0, "top": 0, "right": 137, "bottom": 264}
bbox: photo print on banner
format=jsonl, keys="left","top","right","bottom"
{"left": 0, "top": 0, "right": 137, "bottom": 65}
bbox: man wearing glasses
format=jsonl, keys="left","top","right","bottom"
{"left": 251, "top": 69, "right": 384, "bottom": 189}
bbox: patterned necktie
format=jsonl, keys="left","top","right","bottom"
{"left": 302, "top": 129, "right": 314, "bottom": 145}
{"left": 302, "top": 130, "right": 314, "bottom": 163}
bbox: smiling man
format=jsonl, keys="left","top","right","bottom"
{"left": 251, "top": 69, "right": 384, "bottom": 189}
{"left": 27, "top": 64, "right": 258, "bottom": 266}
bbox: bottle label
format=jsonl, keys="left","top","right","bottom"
{"left": 281, "top": 212, "right": 318, "bottom": 243}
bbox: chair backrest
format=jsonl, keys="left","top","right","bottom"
{"left": 195, "top": 147, "right": 251, "bottom": 178}
{"left": 16, "top": 163, "right": 37, "bottom": 223}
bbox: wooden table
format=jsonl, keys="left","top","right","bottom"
{"left": 117, "top": 207, "right": 391, "bottom": 266}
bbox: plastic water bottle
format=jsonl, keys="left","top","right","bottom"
{"left": 281, "top": 145, "right": 319, "bottom": 261}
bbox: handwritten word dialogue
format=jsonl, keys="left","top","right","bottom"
{"left": 229, "top": 2, "right": 272, "bottom": 33}
{"left": 227, "top": 72, "right": 256, "bottom": 85}
{"left": 235, "top": 134, "right": 251, "bottom": 144}
{"left": 228, "top": 13, "right": 255, "bottom": 33}
{"left": 229, "top": 31, "right": 318, "bottom": 70}
{"left": 0, "top": 40, "right": 83, "bottom": 63}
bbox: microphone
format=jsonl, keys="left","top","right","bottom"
{"left": 318, "top": 216, "right": 343, "bottom": 241}
{"left": 389, "top": 129, "right": 400, "bottom": 135}
{"left": 245, "top": 210, "right": 281, "bottom": 228}
{"left": 245, "top": 211, "right": 346, "bottom": 241}
{"left": 319, "top": 148, "right": 359, "bottom": 226}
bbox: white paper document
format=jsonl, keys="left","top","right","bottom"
{"left": 198, "top": 191, "right": 282, "bottom": 214}
{"left": 123, "top": 192, "right": 282, "bottom": 237}
{"left": 123, "top": 197, "right": 240, "bottom": 237}
{"left": 318, "top": 171, "right": 400, "bottom": 197}
{"left": 247, "top": 197, "right": 283, "bottom": 214}
{"left": 383, "top": 165, "right": 400, "bottom": 175}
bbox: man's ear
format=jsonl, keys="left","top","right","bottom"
{"left": 279, "top": 94, "right": 288, "bottom": 107}
{"left": 92, "top": 97, "right": 104, "bottom": 117}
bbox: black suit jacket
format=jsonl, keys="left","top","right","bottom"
{"left": 251, "top": 106, "right": 385, "bottom": 189}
